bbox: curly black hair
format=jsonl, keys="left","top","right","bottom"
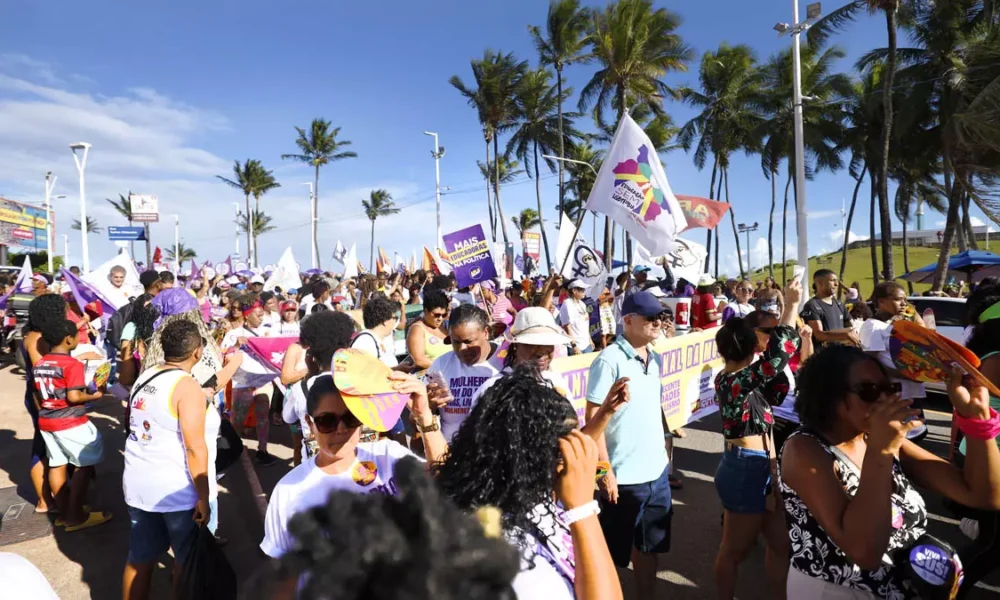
{"left": 131, "top": 298, "right": 161, "bottom": 344}
{"left": 795, "top": 344, "right": 885, "bottom": 430}
{"left": 422, "top": 289, "right": 450, "bottom": 313}
{"left": 27, "top": 294, "right": 67, "bottom": 333}
{"left": 41, "top": 319, "right": 76, "bottom": 347}
{"left": 433, "top": 366, "right": 577, "bottom": 561}
{"left": 258, "top": 457, "right": 517, "bottom": 600}
{"left": 299, "top": 311, "right": 357, "bottom": 370}
{"left": 716, "top": 316, "right": 758, "bottom": 362}
{"left": 362, "top": 294, "right": 399, "bottom": 329}
{"left": 160, "top": 320, "right": 202, "bottom": 363}
{"left": 449, "top": 303, "right": 489, "bottom": 332}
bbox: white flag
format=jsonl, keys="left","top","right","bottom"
{"left": 83, "top": 249, "right": 142, "bottom": 309}
{"left": 333, "top": 240, "right": 347, "bottom": 264}
{"left": 555, "top": 211, "right": 586, "bottom": 277}
{"left": 662, "top": 238, "right": 707, "bottom": 288}
{"left": 264, "top": 247, "right": 300, "bottom": 292}
{"left": 14, "top": 255, "right": 33, "bottom": 293}
{"left": 343, "top": 244, "right": 359, "bottom": 279}
{"left": 585, "top": 114, "right": 687, "bottom": 256}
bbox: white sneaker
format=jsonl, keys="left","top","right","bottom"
{"left": 960, "top": 518, "right": 980, "bottom": 540}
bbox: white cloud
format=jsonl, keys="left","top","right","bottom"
{"left": 972, "top": 216, "right": 986, "bottom": 227}
{"left": 0, "top": 54, "right": 62, "bottom": 85}
{"left": 827, "top": 228, "right": 868, "bottom": 246}
{"left": 806, "top": 209, "right": 843, "bottom": 221}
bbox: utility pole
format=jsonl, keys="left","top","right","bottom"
{"left": 738, "top": 222, "right": 759, "bottom": 275}
{"left": 424, "top": 131, "right": 445, "bottom": 250}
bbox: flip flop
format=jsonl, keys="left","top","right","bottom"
{"left": 63, "top": 511, "right": 112, "bottom": 532}
{"left": 55, "top": 505, "right": 92, "bottom": 527}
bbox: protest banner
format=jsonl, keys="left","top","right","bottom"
{"left": 522, "top": 232, "right": 541, "bottom": 262}
{"left": 442, "top": 224, "right": 497, "bottom": 288}
{"left": 232, "top": 336, "right": 297, "bottom": 389}
{"left": 551, "top": 328, "right": 722, "bottom": 431}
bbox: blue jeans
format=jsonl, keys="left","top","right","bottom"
{"left": 598, "top": 465, "right": 673, "bottom": 567}
{"left": 126, "top": 506, "right": 199, "bottom": 565}
{"left": 715, "top": 444, "right": 771, "bottom": 514}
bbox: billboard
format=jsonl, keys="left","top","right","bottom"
{"left": 0, "top": 197, "right": 49, "bottom": 253}
{"left": 129, "top": 194, "right": 159, "bottom": 222}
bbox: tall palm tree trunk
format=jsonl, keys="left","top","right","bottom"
{"left": 931, "top": 192, "right": 961, "bottom": 291}
{"left": 768, "top": 169, "right": 777, "bottom": 279}
{"left": 869, "top": 176, "right": 880, "bottom": 285}
{"left": 254, "top": 196, "right": 261, "bottom": 267}
{"left": 956, "top": 191, "right": 969, "bottom": 253}
{"left": 556, "top": 66, "right": 566, "bottom": 226}
{"left": 715, "top": 171, "right": 723, "bottom": 278}
{"left": 485, "top": 138, "right": 495, "bottom": 242}
{"left": 705, "top": 156, "right": 719, "bottom": 272}
{"left": 839, "top": 165, "right": 867, "bottom": 295}
{"left": 962, "top": 193, "right": 977, "bottom": 250}
{"left": 493, "top": 138, "right": 511, "bottom": 245}
{"left": 245, "top": 193, "right": 253, "bottom": 267}
{"left": 369, "top": 220, "right": 376, "bottom": 272}
{"left": 782, "top": 170, "right": 792, "bottom": 283}
{"left": 902, "top": 215, "right": 913, "bottom": 294}
{"left": 877, "top": 8, "right": 898, "bottom": 280}
{"left": 725, "top": 167, "right": 744, "bottom": 278}
{"left": 533, "top": 143, "right": 553, "bottom": 271}
{"left": 314, "top": 164, "right": 322, "bottom": 269}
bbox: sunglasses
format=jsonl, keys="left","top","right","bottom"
{"left": 429, "top": 311, "right": 448, "bottom": 319}
{"left": 311, "top": 411, "right": 362, "bottom": 433}
{"left": 850, "top": 381, "right": 902, "bottom": 403}
{"left": 644, "top": 312, "right": 672, "bottom": 324}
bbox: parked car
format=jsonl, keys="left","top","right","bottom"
{"left": 907, "top": 296, "right": 967, "bottom": 393}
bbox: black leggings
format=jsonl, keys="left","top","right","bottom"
{"left": 958, "top": 509, "right": 1000, "bottom": 599}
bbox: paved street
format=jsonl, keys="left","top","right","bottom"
{"left": 1, "top": 361, "right": 998, "bottom": 599}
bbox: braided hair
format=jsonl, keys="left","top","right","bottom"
{"left": 267, "top": 457, "right": 518, "bottom": 600}
{"left": 433, "top": 365, "right": 578, "bottom": 563}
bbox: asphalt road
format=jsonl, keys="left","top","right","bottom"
{"left": 0, "top": 363, "right": 998, "bottom": 599}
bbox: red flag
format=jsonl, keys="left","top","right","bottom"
{"left": 152, "top": 247, "right": 162, "bottom": 263}
{"left": 675, "top": 195, "right": 730, "bottom": 231}
{"left": 422, "top": 247, "right": 438, "bottom": 274}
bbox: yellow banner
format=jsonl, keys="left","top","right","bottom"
{"left": 0, "top": 208, "right": 46, "bottom": 229}
{"left": 551, "top": 328, "right": 723, "bottom": 431}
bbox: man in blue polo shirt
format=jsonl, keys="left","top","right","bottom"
{"left": 586, "top": 290, "right": 671, "bottom": 599}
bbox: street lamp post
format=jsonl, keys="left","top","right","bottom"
{"left": 63, "top": 234, "right": 69, "bottom": 266}
{"left": 775, "top": 1, "right": 821, "bottom": 291}
{"left": 173, "top": 214, "right": 180, "bottom": 273}
{"left": 423, "top": 132, "right": 445, "bottom": 250}
{"left": 231, "top": 202, "right": 241, "bottom": 258}
{"left": 302, "top": 182, "right": 318, "bottom": 269}
{"left": 43, "top": 173, "right": 66, "bottom": 273}
{"left": 738, "top": 222, "right": 759, "bottom": 276}
{"left": 69, "top": 142, "right": 92, "bottom": 272}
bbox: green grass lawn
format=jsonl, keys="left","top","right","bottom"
{"left": 743, "top": 246, "right": 942, "bottom": 299}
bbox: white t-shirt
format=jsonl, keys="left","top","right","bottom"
{"left": 220, "top": 323, "right": 272, "bottom": 351}
{"left": 260, "top": 439, "right": 418, "bottom": 558}
{"left": 277, "top": 321, "right": 300, "bottom": 336}
{"left": 262, "top": 310, "right": 281, "bottom": 330}
{"left": 859, "top": 319, "right": 926, "bottom": 399}
{"left": 559, "top": 299, "right": 591, "bottom": 349}
{"left": 351, "top": 330, "right": 398, "bottom": 368}
{"left": 427, "top": 351, "right": 501, "bottom": 442}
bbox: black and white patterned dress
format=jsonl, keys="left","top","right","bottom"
{"left": 778, "top": 430, "right": 928, "bottom": 599}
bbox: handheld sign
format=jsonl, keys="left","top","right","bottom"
{"left": 332, "top": 348, "right": 409, "bottom": 432}
{"left": 889, "top": 320, "right": 1000, "bottom": 397}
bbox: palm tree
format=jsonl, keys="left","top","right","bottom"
{"left": 362, "top": 189, "right": 401, "bottom": 271}
{"left": 562, "top": 139, "right": 605, "bottom": 248}
{"left": 809, "top": 0, "right": 911, "bottom": 281}
{"left": 71, "top": 217, "right": 102, "bottom": 234}
{"left": 217, "top": 159, "right": 280, "bottom": 267}
{"left": 281, "top": 119, "right": 356, "bottom": 268}
{"left": 451, "top": 50, "right": 528, "bottom": 246}
{"left": 507, "top": 68, "right": 581, "bottom": 271}
{"left": 451, "top": 58, "right": 497, "bottom": 242}
{"left": 678, "top": 43, "right": 764, "bottom": 278}
{"left": 529, "top": 0, "right": 590, "bottom": 220}
{"left": 237, "top": 210, "right": 279, "bottom": 256}
{"left": 165, "top": 242, "right": 197, "bottom": 263}
{"left": 579, "top": 0, "right": 693, "bottom": 267}
{"left": 511, "top": 208, "right": 542, "bottom": 237}
{"left": 477, "top": 155, "right": 525, "bottom": 237}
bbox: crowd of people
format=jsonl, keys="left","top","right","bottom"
{"left": 5, "top": 257, "right": 1000, "bottom": 599}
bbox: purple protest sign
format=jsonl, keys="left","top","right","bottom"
{"left": 442, "top": 224, "right": 497, "bottom": 288}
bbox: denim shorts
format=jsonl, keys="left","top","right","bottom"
{"left": 598, "top": 465, "right": 673, "bottom": 567}
{"left": 715, "top": 444, "right": 772, "bottom": 514}
{"left": 40, "top": 422, "right": 104, "bottom": 468}
{"left": 126, "top": 505, "right": 199, "bottom": 565}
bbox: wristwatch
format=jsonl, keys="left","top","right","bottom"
{"left": 416, "top": 415, "right": 440, "bottom": 434}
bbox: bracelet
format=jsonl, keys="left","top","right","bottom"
{"left": 415, "top": 416, "right": 440, "bottom": 434}
{"left": 955, "top": 408, "right": 1000, "bottom": 441}
{"left": 561, "top": 500, "right": 600, "bottom": 526}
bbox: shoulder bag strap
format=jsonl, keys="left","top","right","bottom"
{"left": 125, "top": 367, "right": 184, "bottom": 436}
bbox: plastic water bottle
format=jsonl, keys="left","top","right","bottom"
{"left": 923, "top": 308, "right": 936, "bottom": 331}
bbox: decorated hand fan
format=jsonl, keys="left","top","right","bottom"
{"left": 92, "top": 361, "right": 112, "bottom": 389}
{"left": 889, "top": 320, "right": 1000, "bottom": 397}
{"left": 332, "top": 348, "right": 409, "bottom": 432}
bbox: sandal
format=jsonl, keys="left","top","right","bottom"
{"left": 55, "top": 506, "right": 92, "bottom": 527}
{"left": 668, "top": 474, "right": 684, "bottom": 490}
{"left": 64, "top": 510, "right": 113, "bottom": 532}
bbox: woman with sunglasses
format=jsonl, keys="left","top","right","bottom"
{"left": 435, "top": 368, "right": 624, "bottom": 600}
{"left": 260, "top": 370, "right": 446, "bottom": 559}
{"left": 721, "top": 282, "right": 755, "bottom": 322}
{"left": 712, "top": 279, "right": 802, "bottom": 600}
{"left": 779, "top": 345, "right": 1000, "bottom": 598}
{"left": 406, "top": 290, "right": 451, "bottom": 370}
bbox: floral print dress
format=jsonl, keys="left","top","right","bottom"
{"left": 714, "top": 325, "right": 800, "bottom": 440}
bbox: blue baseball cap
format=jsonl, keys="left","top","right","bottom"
{"left": 621, "top": 290, "right": 664, "bottom": 318}
{"left": 632, "top": 265, "right": 651, "bottom": 275}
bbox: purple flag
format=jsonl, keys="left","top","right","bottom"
{"left": 60, "top": 268, "right": 117, "bottom": 324}
{"left": 442, "top": 224, "right": 497, "bottom": 288}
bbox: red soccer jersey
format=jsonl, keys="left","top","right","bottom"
{"left": 691, "top": 292, "right": 719, "bottom": 329}
{"left": 33, "top": 353, "right": 89, "bottom": 432}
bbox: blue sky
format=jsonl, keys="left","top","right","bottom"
{"left": 0, "top": 0, "right": 987, "bottom": 276}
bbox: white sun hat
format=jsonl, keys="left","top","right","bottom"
{"left": 509, "top": 307, "right": 572, "bottom": 346}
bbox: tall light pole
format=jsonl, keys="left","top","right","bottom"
{"left": 43, "top": 173, "right": 66, "bottom": 273}
{"left": 302, "top": 182, "right": 317, "bottom": 269}
{"left": 63, "top": 234, "right": 69, "bottom": 266}
{"left": 775, "top": 1, "right": 821, "bottom": 290}
{"left": 173, "top": 214, "right": 180, "bottom": 273}
{"left": 231, "top": 202, "right": 241, "bottom": 258}
{"left": 69, "top": 142, "right": 92, "bottom": 272}
{"left": 423, "top": 132, "right": 445, "bottom": 249}
{"left": 738, "top": 222, "right": 759, "bottom": 275}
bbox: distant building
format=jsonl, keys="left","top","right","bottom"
{"left": 846, "top": 225, "right": 994, "bottom": 250}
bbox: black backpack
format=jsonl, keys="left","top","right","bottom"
{"left": 106, "top": 302, "right": 135, "bottom": 352}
